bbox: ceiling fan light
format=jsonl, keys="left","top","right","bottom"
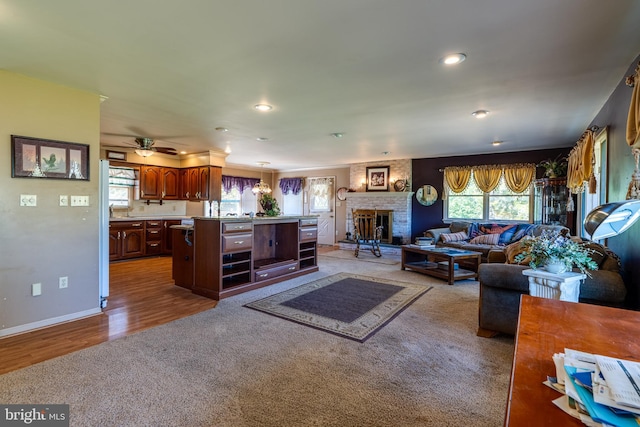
{"left": 472, "top": 110, "right": 489, "bottom": 119}
{"left": 440, "top": 53, "right": 467, "bottom": 65}
{"left": 134, "top": 148, "right": 154, "bottom": 157}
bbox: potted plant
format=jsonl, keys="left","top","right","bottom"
{"left": 515, "top": 230, "right": 598, "bottom": 276}
{"left": 538, "top": 155, "right": 568, "bottom": 178}
{"left": 259, "top": 193, "right": 281, "bottom": 217}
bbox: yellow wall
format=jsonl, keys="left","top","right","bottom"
{"left": 0, "top": 70, "right": 101, "bottom": 335}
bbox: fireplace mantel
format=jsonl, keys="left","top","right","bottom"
{"left": 346, "top": 192, "right": 414, "bottom": 199}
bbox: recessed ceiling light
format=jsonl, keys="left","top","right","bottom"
{"left": 215, "top": 127, "right": 228, "bottom": 132}
{"left": 330, "top": 132, "right": 344, "bottom": 138}
{"left": 254, "top": 104, "right": 273, "bottom": 112}
{"left": 179, "top": 150, "right": 187, "bottom": 155}
{"left": 224, "top": 145, "right": 232, "bottom": 154}
{"left": 492, "top": 140, "right": 502, "bottom": 146}
{"left": 257, "top": 137, "right": 268, "bottom": 141}
{"left": 472, "top": 110, "right": 489, "bottom": 119}
{"left": 381, "top": 151, "right": 390, "bottom": 155}
{"left": 440, "top": 53, "right": 467, "bottom": 65}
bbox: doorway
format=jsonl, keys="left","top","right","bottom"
{"left": 307, "top": 176, "right": 336, "bottom": 245}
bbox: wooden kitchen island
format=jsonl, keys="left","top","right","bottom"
{"left": 183, "top": 216, "right": 319, "bottom": 300}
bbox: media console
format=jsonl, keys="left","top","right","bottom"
{"left": 190, "top": 216, "right": 319, "bottom": 300}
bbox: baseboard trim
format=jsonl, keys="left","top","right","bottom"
{"left": 0, "top": 308, "right": 102, "bottom": 338}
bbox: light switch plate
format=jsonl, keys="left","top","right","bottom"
{"left": 59, "top": 195, "right": 69, "bottom": 206}
{"left": 20, "top": 195, "right": 37, "bottom": 207}
{"left": 32, "top": 283, "right": 41, "bottom": 296}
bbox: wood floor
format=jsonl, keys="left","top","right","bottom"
{"left": 0, "top": 245, "right": 337, "bottom": 375}
{"left": 0, "top": 256, "right": 217, "bottom": 375}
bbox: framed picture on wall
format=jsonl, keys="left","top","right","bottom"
{"left": 366, "top": 166, "right": 389, "bottom": 191}
{"left": 11, "top": 135, "right": 90, "bottom": 180}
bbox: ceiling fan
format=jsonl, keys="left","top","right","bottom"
{"left": 102, "top": 134, "right": 179, "bottom": 157}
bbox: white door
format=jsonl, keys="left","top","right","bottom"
{"left": 308, "top": 176, "right": 335, "bottom": 245}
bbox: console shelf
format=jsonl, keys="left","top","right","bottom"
{"left": 190, "top": 217, "right": 319, "bottom": 300}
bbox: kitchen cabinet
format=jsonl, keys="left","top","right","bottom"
{"left": 140, "top": 166, "right": 180, "bottom": 200}
{"left": 145, "top": 220, "right": 163, "bottom": 255}
{"left": 162, "top": 219, "right": 182, "bottom": 253}
{"left": 109, "top": 221, "right": 145, "bottom": 261}
{"left": 182, "top": 166, "right": 222, "bottom": 201}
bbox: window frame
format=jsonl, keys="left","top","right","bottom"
{"left": 443, "top": 174, "right": 534, "bottom": 223}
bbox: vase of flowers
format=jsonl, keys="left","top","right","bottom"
{"left": 515, "top": 230, "right": 598, "bottom": 276}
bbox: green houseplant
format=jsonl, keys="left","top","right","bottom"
{"left": 515, "top": 230, "right": 598, "bottom": 276}
{"left": 538, "top": 155, "right": 568, "bottom": 178}
{"left": 259, "top": 193, "right": 281, "bottom": 217}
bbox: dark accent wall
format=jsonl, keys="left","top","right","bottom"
{"left": 411, "top": 147, "right": 571, "bottom": 238}
{"left": 587, "top": 53, "right": 640, "bottom": 309}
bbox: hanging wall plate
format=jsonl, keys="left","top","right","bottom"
{"left": 336, "top": 187, "right": 348, "bottom": 201}
{"left": 393, "top": 179, "right": 406, "bottom": 192}
{"left": 416, "top": 185, "right": 438, "bottom": 206}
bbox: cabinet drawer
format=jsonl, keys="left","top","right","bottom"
{"left": 254, "top": 261, "right": 298, "bottom": 282}
{"left": 222, "top": 222, "right": 252, "bottom": 233}
{"left": 222, "top": 233, "right": 253, "bottom": 253}
{"left": 300, "top": 218, "right": 318, "bottom": 227}
{"left": 146, "top": 220, "right": 162, "bottom": 228}
{"left": 145, "top": 241, "right": 162, "bottom": 255}
{"left": 299, "top": 227, "right": 317, "bottom": 242}
{"left": 146, "top": 229, "right": 162, "bottom": 240}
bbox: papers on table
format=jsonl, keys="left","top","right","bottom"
{"left": 547, "top": 349, "right": 640, "bottom": 427}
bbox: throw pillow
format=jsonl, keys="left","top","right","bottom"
{"left": 440, "top": 231, "right": 468, "bottom": 242}
{"left": 509, "top": 223, "right": 536, "bottom": 243}
{"left": 469, "top": 233, "right": 500, "bottom": 245}
{"left": 580, "top": 241, "right": 607, "bottom": 268}
{"left": 505, "top": 238, "right": 532, "bottom": 265}
{"left": 450, "top": 221, "right": 470, "bottom": 234}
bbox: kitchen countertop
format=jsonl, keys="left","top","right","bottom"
{"left": 109, "top": 216, "right": 192, "bottom": 222}
{"left": 193, "top": 215, "right": 318, "bottom": 222}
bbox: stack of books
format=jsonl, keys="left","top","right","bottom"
{"left": 545, "top": 348, "right": 640, "bottom": 426}
{"left": 414, "top": 237, "right": 434, "bottom": 247}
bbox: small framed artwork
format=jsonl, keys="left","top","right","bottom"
{"left": 366, "top": 166, "right": 390, "bottom": 192}
{"left": 11, "top": 135, "right": 90, "bottom": 180}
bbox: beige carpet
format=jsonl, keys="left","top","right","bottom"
{"left": 321, "top": 248, "right": 400, "bottom": 265}
{"left": 0, "top": 253, "right": 514, "bottom": 426}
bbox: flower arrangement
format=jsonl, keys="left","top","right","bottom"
{"left": 259, "top": 193, "right": 281, "bottom": 217}
{"left": 538, "top": 155, "right": 568, "bottom": 178}
{"left": 515, "top": 230, "right": 598, "bottom": 276}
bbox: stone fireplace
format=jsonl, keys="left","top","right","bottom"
{"left": 346, "top": 192, "right": 413, "bottom": 245}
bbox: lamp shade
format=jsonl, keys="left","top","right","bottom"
{"left": 584, "top": 199, "right": 640, "bottom": 240}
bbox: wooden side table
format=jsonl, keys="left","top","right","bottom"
{"left": 522, "top": 269, "right": 586, "bottom": 302}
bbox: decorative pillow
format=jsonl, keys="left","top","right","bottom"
{"left": 580, "top": 241, "right": 607, "bottom": 268}
{"left": 505, "top": 238, "right": 532, "bottom": 265}
{"left": 449, "top": 221, "right": 470, "bottom": 234}
{"left": 493, "top": 224, "right": 517, "bottom": 244}
{"left": 469, "top": 233, "right": 500, "bottom": 245}
{"left": 509, "top": 224, "right": 536, "bottom": 243}
{"left": 440, "top": 231, "right": 468, "bottom": 242}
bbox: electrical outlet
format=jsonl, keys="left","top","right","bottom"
{"left": 59, "top": 195, "right": 69, "bottom": 206}
{"left": 70, "top": 195, "right": 90, "bottom": 206}
{"left": 59, "top": 276, "right": 68, "bottom": 289}
{"left": 32, "top": 283, "right": 42, "bottom": 296}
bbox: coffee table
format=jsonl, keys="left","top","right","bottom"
{"left": 401, "top": 245, "right": 481, "bottom": 285}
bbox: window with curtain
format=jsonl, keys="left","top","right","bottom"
{"left": 220, "top": 175, "right": 259, "bottom": 216}
{"left": 108, "top": 166, "right": 136, "bottom": 207}
{"left": 444, "top": 164, "right": 534, "bottom": 222}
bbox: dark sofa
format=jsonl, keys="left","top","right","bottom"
{"left": 477, "top": 243, "right": 627, "bottom": 336}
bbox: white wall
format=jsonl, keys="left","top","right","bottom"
{"left": 0, "top": 71, "right": 101, "bottom": 336}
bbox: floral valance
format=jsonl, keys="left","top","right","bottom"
{"left": 279, "top": 177, "right": 303, "bottom": 195}
{"left": 566, "top": 130, "right": 595, "bottom": 194}
{"left": 443, "top": 163, "right": 535, "bottom": 195}
{"left": 222, "top": 175, "right": 259, "bottom": 194}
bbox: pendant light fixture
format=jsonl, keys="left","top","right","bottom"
{"left": 252, "top": 161, "right": 272, "bottom": 194}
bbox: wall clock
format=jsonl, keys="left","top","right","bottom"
{"left": 336, "top": 187, "right": 348, "bottom": 201}
{"left": 416, "top": 185, "right": 438, "bottom": 206}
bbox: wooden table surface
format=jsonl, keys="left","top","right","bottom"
{"left": 505, "top": 295, "right": 640, "bottom": 426}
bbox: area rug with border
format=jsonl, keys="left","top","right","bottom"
{"left": 244, "top": 272, "right": 432, "bottom": 342}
